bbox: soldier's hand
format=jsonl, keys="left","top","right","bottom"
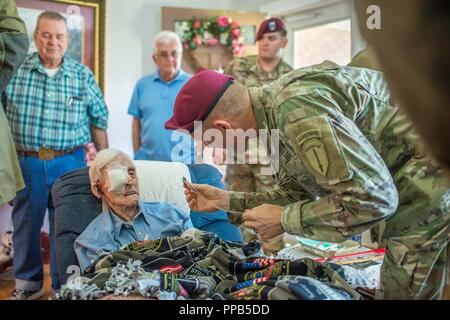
{"left": 243, "top": 204, "right": 284, "bottom": 240}
{"left": 183, "top": 182, "right": 230, "bottom": 213}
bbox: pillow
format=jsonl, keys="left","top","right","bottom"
{"left": 134, "top": 160, "right": 191, "bottom": 213}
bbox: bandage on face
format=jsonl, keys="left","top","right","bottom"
{"left": 106, "top": 165, "right": 129, "bottom": 193}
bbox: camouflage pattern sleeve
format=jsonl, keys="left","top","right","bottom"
{"left": 228, "top": 180, "right": 311, "bottom": 225}
{"left": 279, "top": 96, "right": 399, "bottom": 242}
{"left": 0, "top": 0, "right": 29, "bottom": 92}
{"left": 229, "top": 188, "right": 292, "bottom": 212}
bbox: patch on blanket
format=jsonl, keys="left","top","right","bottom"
{"left": 57, "top": 229, "right": 361, "bottom": 300}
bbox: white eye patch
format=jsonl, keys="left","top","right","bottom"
{"left": 106, "top": 165, "right": 129, "bottom": 193}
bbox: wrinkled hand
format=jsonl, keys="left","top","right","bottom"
{"left": 184, "top": 182, "right": 229, "bottom": 213}
{"left": 243, "top": 204, "right": 284, "bottom": 240}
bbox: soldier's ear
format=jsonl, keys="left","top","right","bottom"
{"left": 281, "top": 37, "right": 288, "bottom": 48}
{"left": 213, "top": 120, "right": 232, "bottom": 132}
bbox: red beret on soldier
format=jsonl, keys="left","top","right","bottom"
{"left": 256, "top": 17, "right": 286, "bottom": 41}
{"left": 165, "top": 71, "right": 234, "bottom": 132}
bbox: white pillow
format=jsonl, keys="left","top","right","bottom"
{"left": 134, "top": 160, "right": 191, "bottom": 213}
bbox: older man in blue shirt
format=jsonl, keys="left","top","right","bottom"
{"left": 128, "top": 31, "right": 194, "bottom": 163}
{"left": 74, "top": 149, "right": 193, "bottom": 272}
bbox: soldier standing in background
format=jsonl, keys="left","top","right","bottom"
{"left": 224, "top": 18, "right": 292, "bottom": 255}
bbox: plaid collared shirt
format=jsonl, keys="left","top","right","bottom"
{"left": 4, "top": 52, "right": 108, "bottom": 151}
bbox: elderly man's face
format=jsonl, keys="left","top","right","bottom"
{"left": 153, "top": 40, "right": 181, "bottom": 81}
{"left": 34, "top": 18, "right": 69, "bottom": 67}
{"left": 99, "top": 156, "right": 139, "bottom": 208}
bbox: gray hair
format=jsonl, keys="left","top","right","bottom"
{"left": 35, "top": 11, "right": 67, "bottom": 33}
{"left": 89, "top": 149, "right": 133, "bottom": 211}
{"left": 153, "top": 31, "right": 182, "bottom": 54}
{"left": 89, "top": 149, "right": 131, "bottom": 184}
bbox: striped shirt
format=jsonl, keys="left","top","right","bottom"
{"left": 4, "top": 52, "right": 108, "bottom": 151}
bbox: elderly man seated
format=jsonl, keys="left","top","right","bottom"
{"left": 74, "top": 149, "right": 193, "bottom": 271}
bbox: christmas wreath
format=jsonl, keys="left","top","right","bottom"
{"left": 179, "top": 15, "right": 245, "bottom": 57}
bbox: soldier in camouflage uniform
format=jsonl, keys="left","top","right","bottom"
{"left": 224, "top": 18, "right": 292, "bottom": 254}
{"left": 166, "top": 66, "right": 449, "bottom": 299}
{"left": 355, "top": 0, "right": 450, "bottom": 179}
{"left": 355, "top": 0, "right": 450, "bottom": 298}
{"left": 224, "top": 17, "right": 292, "bottom": 194}
{"left": 0, "top": 0, "right": 29, "bottom": 205}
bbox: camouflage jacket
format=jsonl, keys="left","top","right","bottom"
{"left": 228, "top": 61, "right": 423, "bottom": 242}
{"left": 225, "top": 55, "right": 293, "bottom": 87}
{"left": 0, "top": 0, "right": 29, "bottom": 204}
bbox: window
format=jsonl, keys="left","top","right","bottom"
{"left": 294, "top": 19, "right": 352, "bottom": 68}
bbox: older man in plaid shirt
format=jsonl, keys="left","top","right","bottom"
{"left": 4, "top": 11, "right": 108, "bottom": 300}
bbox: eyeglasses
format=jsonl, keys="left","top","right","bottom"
{"left": 157, "top": 50, "right": 180, "bottom": 59}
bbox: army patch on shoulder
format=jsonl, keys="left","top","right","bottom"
{"left": 284, "top": 113, "right": 353, "bottom": 185}
{"left": 296, "top": 129, "right": 322, "bottom": 146}
{"left": 302, "top": 138, "right": 329, "bottom": 178}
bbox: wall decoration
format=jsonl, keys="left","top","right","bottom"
{"left": 175, "top": 15, "right": 246, "bottom": 57}
{"left": 16, "top": 0, "right": 106, "bottom": 91}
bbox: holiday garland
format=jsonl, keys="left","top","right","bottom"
{"left": 179, "top": 15, "right": 245, "bottom": 57}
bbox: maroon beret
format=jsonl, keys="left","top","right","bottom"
{"left": 165, "top": 71, "right": 234, "bottom": 132}
{"left": 256, "top": 18, "right": 286, "bottom": 41}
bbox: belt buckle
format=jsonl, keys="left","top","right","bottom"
{"left": 38, "top": 148, "right": 54, "bottom": 160}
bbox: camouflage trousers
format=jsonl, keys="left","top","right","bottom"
{"left": 226, "top": 160, "right": 283, "bottom": 254}
{"left": 375, "top": 156, "right": 450, "bottom": 299}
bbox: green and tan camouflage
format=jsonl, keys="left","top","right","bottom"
{"left": 228, "top": 61, "right": 450, "bottom": 299}
{"left": 355, "top": 0, "right": 450, "bottom": 177}
{"left": 0, "top": 0, "right": 29, "bottom": 204}
{"left": 225, "top": 55, "right": 293, "bottom": 88}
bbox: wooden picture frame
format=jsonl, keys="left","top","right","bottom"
{"left": 16, "top": 0, "right": 106, "bottom": 91}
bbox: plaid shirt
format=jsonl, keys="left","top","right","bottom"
{"left": 4, "top": 52, "right": 108, "bottom": 151}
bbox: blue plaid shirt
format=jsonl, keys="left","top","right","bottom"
{"left": 4, "top": 52, "right": 108, "bottom": 151}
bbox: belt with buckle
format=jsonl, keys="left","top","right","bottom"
{"left": 16, "top": 146, "right": 83, "bottom": 160}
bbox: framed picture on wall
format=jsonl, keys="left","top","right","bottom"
{"left": 241, "top": 25, "right": 256, "bottom": 45}
{"left": 16, "top": 0, "right": 106, "bottom": 91}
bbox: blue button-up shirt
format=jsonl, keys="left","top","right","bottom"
{"left": 74, "top": 201, "right": 193, "bottom": 271}
{"left": 128, "top": 70, "right": 195, "bottom": 163}
{"left": 5, "top": 52, "right": 108, "bottom": 151}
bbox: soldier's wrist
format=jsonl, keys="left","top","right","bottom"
{"left": 228, "top": 191, "right": 246, "bottom": 212}
{"left": 281, "top": 202, "right": 304, "bottom": 235}
{"left": 219, "top": 190, "right": 230, "bottom": 211}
